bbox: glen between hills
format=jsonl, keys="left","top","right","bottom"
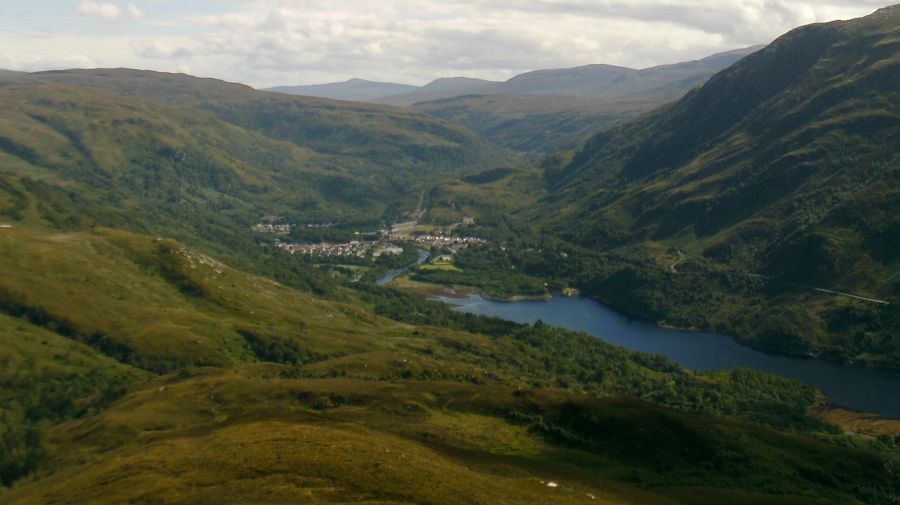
{"left": 269, "top": 46, "right": 761, "bottom": 156}
{"left": 416, "top": 6, "right": 900, "bottom": 372}
{"left": 0, "top": 8, "right": 899, "bottom": 505}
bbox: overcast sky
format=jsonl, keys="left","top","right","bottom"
{"left": 0, "top": 1, "right": 893, "bottom": 87}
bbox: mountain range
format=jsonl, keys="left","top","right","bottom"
{"left": 266, "top": 48, "right": 762, "bottom": 155}
{"left": 267, "top": 78, "right": 418, "bottom": 102}
{"left": 267, "top": 47, "right": 762, "bottom": 105}
{"left": 1, "top": 6, "right": 899, "bottom": 505}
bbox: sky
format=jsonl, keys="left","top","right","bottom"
{"left": 0, "top": 1, "right": 893, "bottom": 88}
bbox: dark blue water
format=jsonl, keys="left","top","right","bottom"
{"left": 433, "top": 293, "right": 900, "bottom": 418}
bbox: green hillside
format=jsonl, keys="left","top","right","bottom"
{"left": 0, "top": 78, "right": 514, "bottom": 278}
{"left": 8, "top": 69, "right": 513, "bottom": 188}
{"left": 415, "top": 94, "right": 657, "bottom": 155}
{"left": 0, "top": 9, "right": 899, "bottom": 504}
{"left": 534, "top": 6, "right": 900, "bottom": 367}
{"left": 1, "top": 224, "right": 897, "bottom": 504}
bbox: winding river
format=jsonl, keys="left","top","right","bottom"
{"left": 430, "top": 293, "right": 900, "bottom": 418}
{"left": 374, "top": 249, "right": 430, "bottom": 286}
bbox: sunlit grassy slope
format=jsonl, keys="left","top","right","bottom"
{"left": 1, "top": 224, "right": 898, "bottom": 504}
{"left": 7, "top": 372, "right": 877, "bottom": 505}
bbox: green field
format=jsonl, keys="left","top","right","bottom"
{"left": 419, "top": 260, "right": 463, "bottom": 272}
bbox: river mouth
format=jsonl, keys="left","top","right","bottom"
{"left": 430, "top": 293, "right": 900, "bottom": 419}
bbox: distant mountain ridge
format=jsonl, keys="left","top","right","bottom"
{"left": 263, "top": 47, "right": 762, "bottom": 155}
{"left": 376, "top": 77, "right": 498, "bottom": 106}
{"left": 265, "top": 46, "right": 762, "bottom": 106}
{"left": 266, "top": 78, "right": 418, "bottom": 102}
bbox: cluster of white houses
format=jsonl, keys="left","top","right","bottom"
{"left": 253, "top": 222, "right": 337, "bottom": 234}
{"left": 278, "top": 241, "right": 373, "bottom": 258}
{"left": 275, "top": 229, "right": 487, "bottom": 260}
{"left": 413, "top": 235, "right": 486, "bottom": 251}
{"left": 252, "top": 223, "right": 293, "bottom": 234}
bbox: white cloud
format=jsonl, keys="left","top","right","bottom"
{"left": 127, "top": 4, "right": 144, "bottom": 20}
{"left": 2, "top": 46, "right": 98, "bottom": 72}
{"left": 137, "top": 40, "right": 192, "bottom": 59}
{"left": 13, "top": 54, "right": 98, "bottom": 72}
{"left": 165, "top": 0, "right": 890, "bottom": 86}
{"left": 77, "top": 1, "right": 122, "bottom": 20}
{"left": 2, "top": 1, "right": 894, "bottom": 86}
{"left": 76, "top": 1, "right": 144, "bottom": 21}
{"left": 0, "top": 34, "right": 132, "bottom": 72}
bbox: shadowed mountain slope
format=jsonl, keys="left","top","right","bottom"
{"left": 415, "top": 94, "right": 659, "bottom": 155}
{"left": 539, "top": 6, "right": 900, "bottom": 367}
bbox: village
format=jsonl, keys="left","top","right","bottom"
{"left": 261, "top": 211, "right": 487, "bottom": 264}
{"left": 277, "top": 240, "right": 375, "bottom": 258}
{"left": 276, "top": 232, "right": 486, "bottom": 260}
{"left": 412, "top": 234, "right": 486, "bottom": 252}
{"left": 252, "top": 222, "right": 337, "bottom": 234}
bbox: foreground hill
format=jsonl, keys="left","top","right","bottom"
{"left": 1, "top": 225, "right": 897, "bottom": 504}
{"left": 538, "top": 6, "right": 900, "bottom": 368}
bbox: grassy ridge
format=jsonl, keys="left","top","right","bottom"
{"left": 0, "top": 226, "right": 395, "bottom": 372}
